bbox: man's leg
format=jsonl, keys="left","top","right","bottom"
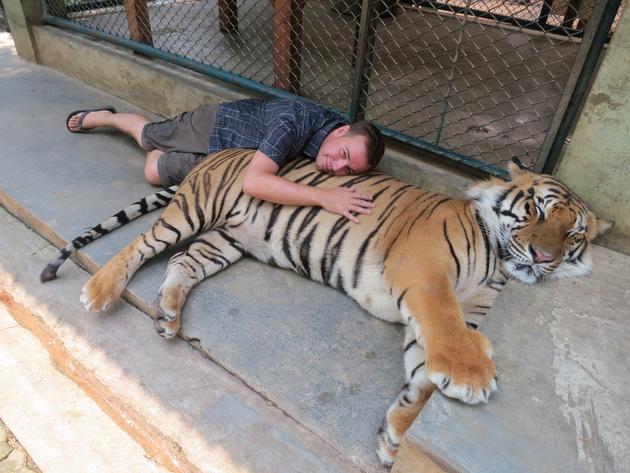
{"left": 68, "top": 110, "right": 162, "bottom": 185}
{"left": 67, "top": 110, "right": 150, "bottom": 149}
{"left": 68, "top": 105, "right": 216, "bottom": 187}
{"left": 144, "top": 150, "right": 163, "bottom": 186}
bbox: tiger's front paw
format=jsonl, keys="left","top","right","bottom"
{"left": 426, "top": 329, "right": 497, "bottom": 404}
{"left": 80, "top": 264, "right": 127, "bottom": 312}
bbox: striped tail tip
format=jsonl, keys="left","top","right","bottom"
{"left": 40, "top": 264, "right": 59, "bottom": 283}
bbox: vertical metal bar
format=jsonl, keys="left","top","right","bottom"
{"left": 535, "top": 0, "right": 621, "bottom": 174}
{"left": 218, "top": 0, "right": 238, "bottom": 33}
{"left": 273, "top": 0, "right": 305, "bottom": 94}
{"left": 349, "top": 0, "right": 378, "bottom": 121}
{"left": 538, "top": 0, "right": 553, "bottom": 27}
{"left": 124, "top": 0, "right": 153, "bottom": 45}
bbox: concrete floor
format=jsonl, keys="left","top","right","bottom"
{"left": 398, "top": 245, "right": 630, "bottom": 473}
{"left": 58, "top": 0, "right": 587, "bottom": 168}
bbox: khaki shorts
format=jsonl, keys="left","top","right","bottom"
{"left": 141, "top": 104, "right": 219, "bottom": 187}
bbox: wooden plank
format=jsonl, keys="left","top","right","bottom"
{"left": 273, "top": 0, "right": 304, "bottom": 94}
{"left": 124, "top": 0, "right": 153, "bottom": 45}
{"left": 392, "top": 438, "right": 454, "bottom": 473}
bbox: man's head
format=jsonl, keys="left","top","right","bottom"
{"left": 315, "top": 120, "right": 384, "bottom": 176}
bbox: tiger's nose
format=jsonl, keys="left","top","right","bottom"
{"left": 531, "top": 246, "right": 554, "bottom": 263}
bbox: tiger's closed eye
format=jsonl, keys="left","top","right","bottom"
{"left": 522, "top": 201, "right": 540, "bottom": 221}
{"left": 565, "top": 231, "right": 585, "bottom": 244}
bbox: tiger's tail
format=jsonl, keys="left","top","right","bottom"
{"left": 40, "top": 185, "right": 179, "bottom": 282}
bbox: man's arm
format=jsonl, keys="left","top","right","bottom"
{"left": 242, "top": 151, "right": 374, "bottom": 224}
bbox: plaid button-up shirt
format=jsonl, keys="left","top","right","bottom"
{"left": 208, "top": 99, "right": 346, "bottom": 167}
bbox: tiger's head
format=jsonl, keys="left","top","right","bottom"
{"left": 468, "top": 158, "right": 614, "bottom": 284}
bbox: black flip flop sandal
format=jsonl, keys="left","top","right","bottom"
{"left": 66, "top": 106, "right": 117, "bottom": 133}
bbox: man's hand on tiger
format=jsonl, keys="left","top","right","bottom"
{"left": 318, "top": 186, "right": 375, "bottom": 223}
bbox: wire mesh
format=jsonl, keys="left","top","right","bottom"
{"left": 44, "top": 0, "right": 624, "bottom": 169}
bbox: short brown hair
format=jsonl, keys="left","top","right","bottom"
{"left": 346, "top": 120, "right": 385, "bottom": 170}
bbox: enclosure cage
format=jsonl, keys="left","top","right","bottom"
{"left": 42, "top": 0, "right": 625, "bottom": 175}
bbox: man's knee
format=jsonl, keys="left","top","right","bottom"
{"left": 144, "top": 153, "right": 162, "bottom": 185}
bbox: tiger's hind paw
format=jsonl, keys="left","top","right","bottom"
{"left": 376, "top": 421, "right": 398, "bottom": 468}
{"left": 153, "top": 296, "right": 181, "bottom": 339}
{"left": 153, "top": 318, "right": 180, "bottom": 339}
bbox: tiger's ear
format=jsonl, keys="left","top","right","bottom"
{"left": 507, "top": 157, "right": 533, "bottom": 180}
{"left": 595, "top": 218, "right": 614, "bottom": 237}
{"left": 587, "top": 213, "right": 614, "bottom": 239}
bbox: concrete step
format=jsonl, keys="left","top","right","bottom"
{"left": 393, "top": 245, "right": 630, "bottom": 473}
{"left": 0, "top": 206, "right": 367, "bottom": 473}
{"left": 0, "top": 301, "right": 169, "bottom": 473}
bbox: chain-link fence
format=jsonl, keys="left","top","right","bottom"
{"left": 43, "top": 0, "right": 624, "bottom": 171}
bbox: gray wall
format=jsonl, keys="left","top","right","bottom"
{"left": 556, "top": 7, "right": 630, "bottom": 254}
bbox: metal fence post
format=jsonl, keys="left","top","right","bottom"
{"left": 124, "top": 0, "right": 153, "bottom": 45}
{"left": 273, "top": 0, "right": 305, "bottom": 94}
{"left": 535, "top": 0, "right": 622, "bottom": 173}
{"left": 349, "top": 0, "right": 378, "bottom": 121}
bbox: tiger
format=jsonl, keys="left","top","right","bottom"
{"left": 40, "top": 148, "right": 612, "bottom": 466}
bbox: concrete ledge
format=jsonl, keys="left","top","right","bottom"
{"left": 32, "top": 25, "right": 252, "bottom": 118}
{"left": 0, "top": 303, "right": 170, "bottom": 473}
{"left": 392, "top": 440, "right": 454, "bottom": 473}
{"left": 395, "top": 246, "right": 630, "bottom": 473}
